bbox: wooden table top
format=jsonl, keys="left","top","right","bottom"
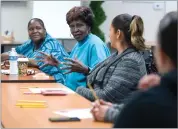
{"left": 1, "top": 68, "right": 56, "bottom": 83}
{"left": 2, "top": 83, "right": 112, "bottom": 128}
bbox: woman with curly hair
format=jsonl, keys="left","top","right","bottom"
{"left": 38, "top": 6, "right": 110, "bottom": 91}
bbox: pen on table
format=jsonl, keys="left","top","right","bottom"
{"left": 23, "top": 92, "right": 41, "bottom": 95}
{"left": 17, "top": 105, "right": 47, "bottom": 108}
{"left": 16, "top": 101, "right": 47, "bottom": 108}
{"left": 16, "top": 103, "right": 46, "bottom": 106}
{"left": 17, "top": 100, "right": 46, "bottom": 103}
{"left": 20, "top": 87, "right": 39, "bottom": 89}
{"left": 23, "top": 92, "right": 33, "bottom": 94}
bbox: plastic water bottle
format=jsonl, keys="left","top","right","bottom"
{"left": 9, "top": 48, "right": 18, "bottom": 74}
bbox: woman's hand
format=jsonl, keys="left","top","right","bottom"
{"left": 92, "top": 99, "right": 113, "bottom": 107}
{"left": 60, "top": 58, "right": 89, "bottom": 74}
{"left": 36, "top": 51, "right": 60, "bottom": 69}
{"left": 28, "top": 58, "right": 39, "bottom": 68}
{"left": 90, "top": 99, "right": 111, "bottom": 121}
{"left": 138, "top": 74, "right": 161, "bottom": 90}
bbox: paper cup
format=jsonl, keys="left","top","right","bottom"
{"left": 17, "top": 58, "right": 29, "bottom": 76}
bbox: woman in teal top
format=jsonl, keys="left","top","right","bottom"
{"left": 1, "top": 18, "right": 69, "bottom": 83}
{"left": 38, "top": 6, "right": 110, "bottom": 90}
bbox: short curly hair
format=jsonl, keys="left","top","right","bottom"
{"left": 66, "top": 6, "right": 94, "bottom": 29}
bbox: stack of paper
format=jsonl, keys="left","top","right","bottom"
{"left": 1, "top": 69, "right": 10, "bottom": 75}
{"left": 54, "top": 108, "right": 93, "bottom": 119}
{"left": 32, "top": 73, "right": 49, "bottom": 79}
{"left": 29, "top": 88, "right": 75, "bottom": 94}
{"left": 28, "top": 88, "right": 42, "bottom": 94}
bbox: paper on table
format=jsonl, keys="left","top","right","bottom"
{"left": 45, "top": 88, "right": 75, "bottom": 94}
{"left": 54, "top": 108, "right": 93, "bottom": 119}
{"left": 29, "top": 88, "right": 75, "bottom": 94}
{"left": 29, "top": 88, "right": 42, "bottom": 94}
{"left": 32, "top": 73, "right": 49, "bottom": 79}
{"left": 1, "top": 69, "right": 10, "bottom": 74}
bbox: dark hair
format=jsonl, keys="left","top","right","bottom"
{"left": 28, "top": 18, "right": 46, "bottom": 29}
{"left": 112, "top": 14, "right": 145, "bottom": 51}
{"left": 158, "top": 11, "right": 177, "bottom": 66}
{"left": 66, "top": 6, "right": 94, "bottom": 29}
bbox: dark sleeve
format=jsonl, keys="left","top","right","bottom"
{"left": 113, "top": 93, "right": 177, "bottom": 128}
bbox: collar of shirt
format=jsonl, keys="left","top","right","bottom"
{"left": 78, "top": 33, "right": 92, "bottom": 46}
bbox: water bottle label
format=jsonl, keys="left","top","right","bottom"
{"left": 9, "top": 56, "right": 18, "bottom": 61}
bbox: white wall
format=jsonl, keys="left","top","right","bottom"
{"left": 1, "top": 1, "right": 177, "bottom": 45}
{"left": 165, "top": 1, "right": 177, "bottom": 13}
{"left": 1, "top": 1, "right": 81, "bottom": 42}
{"left": 1, "top": 1, "right": 33, "bottom": 42}
{"left": 84, "top": 1, "right": 177, "bottom": 46}
{"left": 33, "top": 1, "right": 81, "bottom": 39}
{"left": 102, "top": 1, "right": 165, "bottom": 45}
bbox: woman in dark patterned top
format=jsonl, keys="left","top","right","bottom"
{"left": 76, "top": 14, "right": 147, "bottom": 104}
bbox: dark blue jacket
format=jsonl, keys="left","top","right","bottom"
{"left": 114, "top": 69, "right": 177, "bottom": 128}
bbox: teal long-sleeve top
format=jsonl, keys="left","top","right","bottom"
{"left": 15, "top": 33, "right": 69, "bottom": 83}
{"left": 64, "top": 33, "right": 110, "bottom": 91}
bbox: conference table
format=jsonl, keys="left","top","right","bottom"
{"left": 1, "top": 68, "right": 112, "bottom": 128}
{"left": 2, "top": 83, "right": 112, "bottom": 128}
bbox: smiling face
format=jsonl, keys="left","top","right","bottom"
{"left": 69, "top": 19, "right": 90, "bottom": 41}
{"left": 28, "top": 20, "right": 46, "bottom": 43}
